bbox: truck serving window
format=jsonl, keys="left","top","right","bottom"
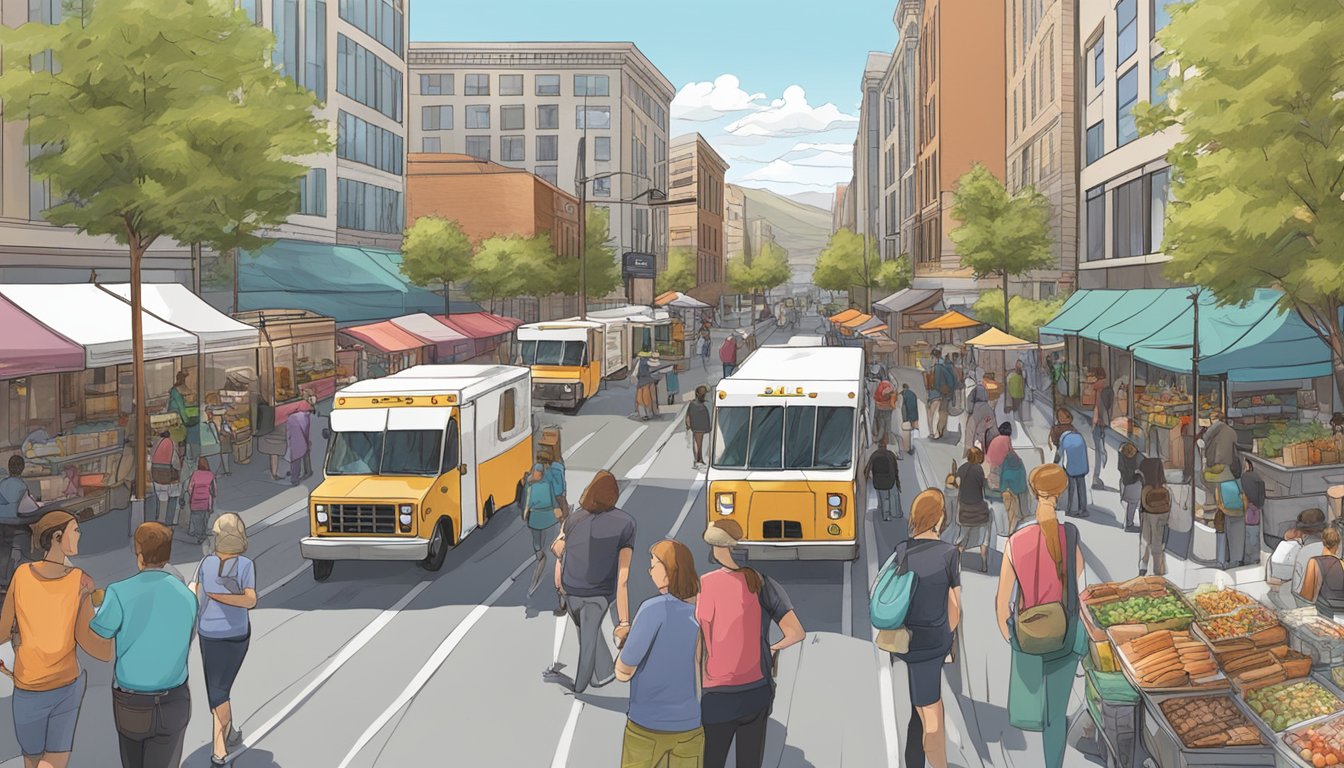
{"left": 327, "top": 431, "right": 384, "bottom": 475}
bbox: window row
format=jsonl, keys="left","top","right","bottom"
{"left": 418, "top": 73, "right": 609, "bottom": 98}
{"left": 338, "top": 0, "right": 403, "bottom": 58}
{"left": 1089, "top": 1, "right": 1176, "bottom": 92}
{"left": 336, "top": 111, "right": 404, "bottom": 175}
{"left": 422, "top": 104, "right": 609, "bottom": 132}
{"left": 337, "top": 178, "right": 403, "bottom": 234}
{"left": 272, "top": 0, "right": 327, "bottom": 99}
{"left": 336, "top": 34, "right": 403, "bottom": 121}
{"left": 1084, "top": 168, "right": 1170, "bottom": 263}
{"left": 1085, "top": 56, "right": 1170, "bottom": 163}
{"left": 297, "top": 168, "right": 327, "bottom": 216}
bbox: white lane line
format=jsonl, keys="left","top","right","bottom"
{"left": 250, "top": 497, "right": 308, "bottom": 534}
{"left": 227, "top": 579, "right": 433, "bottom": 762}
{"left": 866, "top": 506, "right": 901, "bottom": 768}
{"left": 259, "top": 562, "right": 310, "bottom": 600}
{"left": 335, "top": 556, "right": 535, "bottom": 768}
{"left": 563, "top": 430, "right": 598, "bottom": 460}
{"left": 608, "top": 425, "right": 650, "bottom": 471}
{"left": 551, "top": 698, "right": 586, "bottom": 768}
{"left": 666, "top": 475, "right": 707, "bottom": 540}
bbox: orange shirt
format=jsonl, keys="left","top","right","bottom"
{"left": 11, "top": 564, "right": 86, "bottom": 691}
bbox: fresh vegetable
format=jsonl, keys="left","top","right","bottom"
{"left": 1246, "top": 681, "right": 1344, "bottom": 732}
{"left": 1285, "top": 717, "right": 1344, "bottom": 768}
{"left": 1191, "top": 588, "right": 1256, "bottom": 617}
{"left": 1198, "top": 604, "right": 1279, "bottom": 640}
{"left": 1091, "top": 594, "right": 1193, "bottom": 629}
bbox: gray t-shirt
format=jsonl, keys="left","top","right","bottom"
{"left": 195, "top": 555, "right": 256, "bottom": 639}
{"left": 0, "top": 475, "right": 32, "bottom": 522}
{"left": 561, "top": 507, "right": 636, "bottom": 597}
{"left": 688, "top": 401, "right": 711, "bottom": 433}
{"left": 958, "top": 463, "right": 987, "bottom": 505}
{"left": 896, "top": 539, "right": 960, "bottom": 663}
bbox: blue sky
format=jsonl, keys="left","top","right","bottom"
{"left": 411, "top": 0, "right": 900, "bottom": 203}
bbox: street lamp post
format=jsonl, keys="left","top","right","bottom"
{"left": 574, "top": 156, "right": 670, "bottom": 316}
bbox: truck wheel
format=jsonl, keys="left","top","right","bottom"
{"left": 312, "top": 560, "right": 334, "bottom": 582}
{"left": 568, "top": 385, "right": 585, "bottom": 415}
{"left": 419, "top": 519, "right": 452, "bottom": 572}
{"left": 483, "top": 497, "right": 496, "bottom": 524}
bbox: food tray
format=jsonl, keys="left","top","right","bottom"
{"left": 1109, "top": 627, "right": 1230, "bottom": 694}
{"left": 1193, "top": 603, "right": 1285, "bottom": 647}
{"left": 1282, "top": 610, "right": 1344, "bottom": 668}
{"left": 1185, "top": 585, "right": 1260, "bottom": 620}
{"left": 1280, "top": 709, "right": 1344, "bottom": 768}
{"left": 1089, "top": 592, "right": 1195, "bottom": 632}
{"left": 1141, "top": 692, "right": 1274, "bottom": 767}
{"left": 1243, "top": 679, "right": 1344, "bottom": 734}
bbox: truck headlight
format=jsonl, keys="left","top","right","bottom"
{"left": 398, "top": 504, "right": 414, "bottom": 531}
{"left": 827, "top": 494, "right": 845, "bottom": 519}
{"left": 828, "top": 508, "right": 845, "bottom": 520}
{"left": 315, "top": 505, "right": 328, "bottom": 525}
{"left": 715, "top": 492, "right": 735, "bottom": 516}
{"left": 826, "top": 494, "right": 843, "bottom": 507}
{"left": 563, "top": 384, "right": 574, "bottom": 393}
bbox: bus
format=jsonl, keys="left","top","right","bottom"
{"left": 707, "top": 345, "right": 868, "bottom": 560}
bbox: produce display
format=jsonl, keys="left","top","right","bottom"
{"left": 1303, "top": 620, "right": 1344, "bottom": 642}
{"left": 1190, "top": 587, "right": 1257, "bottom": 618}
{"left": 1158, "top": 695, "right": 1266, "bottom": 748}
{"left": 1083, "top": 575, "right": 1172, "bottom": 603}
{"left": 1197, "top": 604, "right": 1280, "bottom": 641}
{"left": 1091, "top": 594, "right": 1193, "bottom": 629}
{"left": 1246, "top": 680, "right": 1344, "bottom": 733}
{"left": 1285, "top": 719, "right": 1344, "bottom": 768}
{"left": 1335, "top": 667, "right": 1344, "bottom": 691}
{"left": 1258, "top": 422, "right": 1337, "bottom": 465}
{"left": 1119, "top": 629, "right": 1218, "bottom": 689}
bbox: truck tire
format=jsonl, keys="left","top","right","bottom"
{"left": 419, "top": 518, "right": 452, "bottom": 572}
{"left": 311, "top": 560, "right": 334, "bottom": 582}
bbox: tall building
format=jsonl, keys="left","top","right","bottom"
{"left": 1077, "top": 0, "right": 1178, "bottom": 290}
{"left": 724, "top": 184, "right": 746, "bottom": 262}
{"left": 831, "top": 183, "right": 850, "bottom": 234}
{"left": 894, "top": 0, "right": 924, "bottom": 270}
{"left": 407, "top": 42, "right": 674, "bottom": 269}
{"left": 877, "top": 54, "right": 902, "bottom": 262}
{"left": 913, "top": 0, "right": 1006, "bottom": 307}
{"left": 0, "top": 0, "right": 410, "bottom": 284}
{"left": 854, "top": 52, "right": 892, "bottom": 252}
{"left": 1006, "top": 0, "right": 1077, "bottom": 298}
{"left": 667, "top": 133, "right": 728, "bottom": 286}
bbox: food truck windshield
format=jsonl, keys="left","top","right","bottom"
{"left": 327, "top": 427, "right": 445, "bottom": 477}
{"left": 518, "top": 339, "right": 586, "bottom": 367}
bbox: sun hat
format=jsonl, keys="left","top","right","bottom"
{"left": 1297, "top": 508, "right": 1327, "bottom": 532}
{"left": 703, "top": 519, "right": 744, "bottom": 549}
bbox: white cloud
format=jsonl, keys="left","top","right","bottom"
{"left": 739, "top": 158, "right": 852, "bottom": 191}
{"left": 671, "top": 75, "right": 767, "bottom": 121}
{"left": 725, "top": 86, "right": 859, "bottom": 138}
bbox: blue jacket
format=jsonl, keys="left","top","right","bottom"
{"left": 1056, "top": 431, "right": 1090, "bottom": 477}
{"left": 932, "top": 362, "right": 957, "bottom": 400}
{"left": 900, "top": 389, "right": 919, "bottom": 422}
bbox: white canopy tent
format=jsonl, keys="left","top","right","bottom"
{"left": 101, "top": 283, "right": 259, "bottom": 354}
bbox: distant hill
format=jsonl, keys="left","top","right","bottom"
{"left": 784, "top": 191, "right": 835, "bottom": 211}
{"left": 733, "top": 185, "right": 831, "bottom": 284}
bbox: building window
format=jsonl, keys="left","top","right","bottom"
{"left": 303, "top": 0, "right": 328, "bottom": 99}
{"left": 1152, "top": 0, "right": 1173, "bottom": 35}
{"left": 337, "top": 177, "right": 402, "bottom": 234}
{"left": 1086, "top": 186, "right": 1106, "bottom": 262}
{"left": 593, "top": 177, "right": 611, "bottom": 197}
{"left": 535, "top": 74, "right": 560, "bottom": 96}
{"left": 536, "top": 135, "right": 558, "bottom": 162}
{"left": 1046, "top": 29, "right": 1055, "bottom": 104}
{"left": 1116, "top": 66, "right": 1139, "bottom": 145}
{"left": 1030, "top": 62, "right": 1037, "bottom": 116}
{"left": 535, "top": 165, "right": 558, "bottom": 186}
{"left": 1091, "top": 38, "right": 1104, "bottom": 87}
{"left": 1085, "top": 122, "right": 1104, "bottom": 165}
{"left": 1151, "top": 55, "right": 1169, "bottom": 105}
{"left": 337, "top": 0, "right": 404, "bottom": 58}
{"left": 465, "top": 136, "right": 490, "bottom": 161}
{"left": 594, "top": 136, "right": 611, "bottom": 162}
{"left": 465, "top": 105, "right": 490, "bottom": 129}
{"left": 497, "top": 74, "right": 523, "bottom": 96}
{"left": 577, "top": 106, "right": 611, "bottom": 129}
{"left": 1020, "top": 144, "right": 1033, "bottom": 186}
{"left": 337, "top": 110, "right": 405, "bottom": 175}
{"left": 336, "top": 35, "right": 403, "bottom": 120}
{"left": 536, "top": 104, "right": 559, "bottom": 130}
{"left": 464, "top": 73, "right": 489, "bottom": 96}
{"left": 419, "top": 73, "right": 453, "bottom": 95}
{"left": 1116, "top": 0, "right": 1137, "bottom": 66}
{"left": 1150, "top": 168, "right": 1170, "bottom": 252}
{"left": 500, "top": 136, "right": 525, "bottom": 162}
{"left": 297, "top": 168, "right": 326, "bottom": 216}
{"left": 574, "top": 74, "right": 609, "bottom": 97}
{"left": 500, "top": 105, "right": 525, "bottom": 131}
{"left": 272, "top": 0, "right": 298, "bottom": 82}
{"left": 420, "top": 105, "right": 452, "bottom": 130}
{"left": 422, "top": 137, "right": 441, "bottom": 152}
{"left": 1112, "top": 177, "right": 1145, "bottom": 259}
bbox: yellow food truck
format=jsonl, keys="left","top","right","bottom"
{"left": 515, "top": 317, "right": 629, "bottom": 410}
{"left": 302, "top": 364, "right": 533, "bottom": 580}
{"left": 707, "top": 345, "right": 868, "bottom": 560}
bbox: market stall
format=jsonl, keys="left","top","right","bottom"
{"left": 388, "top": 313, "right": 472, "bottom": 364}
{"left": 338, "top": 320, "right": 434, "bottom": 379}
{"left": 233, "top": 309, "right": 337, "bottom": 422}
{"left": 437, "top": 311, "right": 522, "bottom": 362}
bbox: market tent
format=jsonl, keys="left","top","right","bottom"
{"left": 1070, "top": 288, "right": 1171, "bottom": 343}
{"left": 0, "top": 284, "right": 199, "bottom": 368}
{"left": 238, "top": 239, "right": 482, "bottom": 324}
{"left": 388, "top": 313, "right": 471, "bottom": 361}
{"left": 340, "top": 320, "right": 433, "bottom": 354}
{"left": 668, "top": 293, "right": 711, "bottom": 309}
{"left": 853, "top": 315, "right": 886, "bottom": 333}
{"left": 830, "top": 308, "right": 862, "bottom": 324}
{"left": 1095, "top": 288, "right": 1193, "bottom": 350}
{"left": 873, "top": 288, "right": 941, "bottom": 314}
{"left": 101, "top": 283, "right": 258, "bottom": 354}
{"left": 860, "top": 324, "right": 889, "bottom": 338}
{"left": 438, "top": 312, "right": 520, "bottom": 358}
{"left": 841, "top": 313, "right": 874, "bottom": 329}
{"left": 1038, "top": 290, "right": 1127, "bottom": 337}
{"left": 1131, "top": 289, "right": 1332, "bottom": 382}
{"left": 919, "top": 310, "right": 981, "bottom": 331}
{"left": 653, "top": 291, "right": 680, "bottom": 307}
{"left": 0, "top": 294, "right": 84, "bottom": 378}
{"left": 965, "top": 328, "right": 1035, "bottom": 349}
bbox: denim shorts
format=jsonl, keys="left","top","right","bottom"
{"left": 14, "top": 671, "right": 87, "bottom": 756}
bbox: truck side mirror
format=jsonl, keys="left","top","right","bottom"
{"left": 460, "top": 464, "right": 468, "bottom": 475}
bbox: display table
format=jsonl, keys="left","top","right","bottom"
{"left": 1245, "top": 454, "right": 1344, "bottom": 544}
{"left": 1084, "top": 655, "right": 1141, "bottom": 768}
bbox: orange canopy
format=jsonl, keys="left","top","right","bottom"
{"left": 918, "top": 310, "right": 981, "bottom": 331}
{"left": 830, "top": 308, "right": 861, "bottom": 324}
{"left": 841, "top": 313, "right": 874, "bottom": 329}
{"left": 861, "top": 324, "right": 889, "bottom": 337}
{"left": 653, "top": 291, "right": 680, "bottom": 307}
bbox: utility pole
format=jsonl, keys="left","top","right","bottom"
{"left": 191, "top": 242, "right": 201, "bottom": 295}
{"left": 577, "top": 137, "right": 588, "bottom": 320}
{"left": 1188, "top": 288, "right": 1201, "bottom": 553}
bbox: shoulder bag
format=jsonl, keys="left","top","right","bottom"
{"left": 871, "top": 541, "right": 938, "bottom": 653}
{"left": 1010, "top": 523, "right": 1079, "bottom": 657}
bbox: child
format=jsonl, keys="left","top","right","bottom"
{"left": 187, "top": 457, "right": 217, "bottom": 543}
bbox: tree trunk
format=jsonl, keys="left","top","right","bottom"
{"left": 1325, "top": 323, "right": 1344, "bottom": 412}
{"left": 130, "top": 242, "right": 148, "bottom": 504}
{"left": 1002, "top": 272, "right": 1011, "bottom": 335}
{"left": 444, "top": 280, "right": 450, "bottom": 317}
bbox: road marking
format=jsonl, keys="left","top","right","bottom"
{"left": 666, "top": 475, "right": 707, "bottom": 540}
{"left": 551, "top": 698, "right": 586, "bottom": 768}
{"left": 258, "top": 562, "right": 310, "bottom": 600}
{"left": 335, "top": 556, "right": 535, "bottom": 768}
{"left": 227, "top": 579, "right": 434, "bottom": 762}
{"left": 250, "top": 497, "right": 308, "bottom": 534}
{"left": 865, "top": 507, "right": 901, "bottom": 768}
{"left": 608, "top": 424, "right": 649, "bottom": 471}
{"left": 563, "top": 430, "right": 598, "bottom": 460}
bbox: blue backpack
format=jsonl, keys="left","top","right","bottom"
{"left": 1059, "top": 430, "right": 1089, "bottom": 477}
{"left": 870, "top": 540, "right": 928, "bottom": 630}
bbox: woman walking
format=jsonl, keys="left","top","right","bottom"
{"left": 1118, "top": 442, "right": 1145, "bottom": 532}
{"left": 190, "top": 513, "right": 256, "bottom": 766}
{"left": 187, "top": 457, "right": 217, "bottom": 544}
{"left": 0, "top": 511, "right": 105, "bottom": 768}
{"left": 614, "top": 540, "right": 702, "bottom": 768}
{"left": 524, "top": 458, "right": 563, "bottom": 597}
{"left": 1137, "top": 457, "right": 1171, "bottom": 576}
{"left": 954, "top": 448, "right": 992, "bottom": 572}
{"left": 687, "top": 386, "right": 711, "bottom": 468}
{"left": 995, "top": 464, "right": 1085, "bottom": 768}
{"left": 699, "top": 520, "right": 805, "bottom": 768}
{"left": 889, "top": 490, "right": 961, "bottom": 768}
{"left": 987, "top": 424, "right": 1027, "bottom": 537}
{"left": 149, "top": 430, "right": 183, "bottom": 526}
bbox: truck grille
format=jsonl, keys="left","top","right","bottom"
{"left": 328, "top": 503, "right": 397, "bottom": 534}
{"left": 761, "top": 521, "right": 803, "bottom": 539}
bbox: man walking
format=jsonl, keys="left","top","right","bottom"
{"left": 719, "top": 335, "right": 739, "bottom": 380}
{"left": 1006, "top": 361, "right": 1026, "bottom": 415}
{"left": 873, "top": 369, "right": 896, "bottom": 444}
{"left": 286, "top": 398, "right": 314, "bottom": 486}
{"left": 865, "top": 438, "right": 902, "bottom": 521}
{"left": 899, "top": 383, "right": 919, "bottom": 455}
{"left": 545, "top": 471, "right": 635, "bottom": 693}
{"left": 88, "top": 523, "right": 197, "bottom": 768}
{"left": 929, "top": 352, "right": 956, "bottom": 439}
{"left": 1090, "top": 369, "right": 1113, "bottom": 490}
{"left": 1055, "top": 427, "right": 1092, "bottom": 518}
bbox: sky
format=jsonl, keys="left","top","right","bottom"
{"left": 411, "top": 0, "right": 900, "bottom": 205}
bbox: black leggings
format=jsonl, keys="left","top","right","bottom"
{"left": 702, "top": 686, "right": 773, "bottom": 768}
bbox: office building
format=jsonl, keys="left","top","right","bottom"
{"left": 667, "top": 133, "right": 728, "bottom": 286}
{"left": 724, "top": 184, "right": 746, "bottom": 261}
{"left": 893, "top": 0, "right": 923, "bottom": 269}
{"left": 407, "top": 41, "right": 674, "bottom": 270}
{"left": 854, "top": 52, "right": 891, "bottom": 253}
{"left": 831, "top": 183, "right": 850, "bottom": 234}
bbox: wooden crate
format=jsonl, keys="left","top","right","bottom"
{"left": 233, "top": 440, "right": 253, "bottom": 464}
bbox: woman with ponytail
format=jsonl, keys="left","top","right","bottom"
{"left": 699, "top": 520, "right": 805, "bottom": 768}
{"left": 995, "top": 464, "right": 1086, "bottom": 768}
{"left": 1299, "top": 526, "right": 1344, "bottom": 619}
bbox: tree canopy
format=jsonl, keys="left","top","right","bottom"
{"left": 814, "top": 228, "right": 879, "bottom": 294}
{"left": 970, "top": 293, "right": 1067, "bottom": 342}
{"left": 876, "top": 254, "right": 913, "bottom": 295}
{"left": 1139, "top": 0, "right": 1344, "bottom": 390}
{"left": 578, "top": 204, "right": 622, "bottom": 299}
{"left": 727, "top": 241, "right": 791, "bottom": 297}
{"left": 401, "top": 217, "right": 475, "bottom": 314}
{"left": 661, "top": 247, "right": 698, "bottom": 294}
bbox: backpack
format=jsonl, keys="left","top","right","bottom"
{"left": 870, "top": 540, "right": 930, "bottom": 631}
{"left": 923, "top": 369, "right": 935, "bottom": 391}
{"left": 1217, "top": 480, "right": 1244, "bottom": 516}
{"left": 874, "top": 381, "right": 894, "bottom": 408}
{"left": 1142, "top": 486, "right": 1172, "bottom": 514}
{"left": 1058, "top": 431, "right": 1089, "bottom": 477}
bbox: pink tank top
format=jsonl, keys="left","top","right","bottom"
{"left": 1010, "top": 524, "right": 1068, "bottom": 608}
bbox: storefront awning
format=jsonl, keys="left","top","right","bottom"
{"left": 1070, "top": 288, "right": 1172, "bottom": 344}
{"left": 1095, "top": 288, "right": 1195, "bottom": 350}
{"left": 340, "top": 321, "right": 433, "bottom": 354}
{"left": 100, "top": 283, "right": 259, "bottom": 355}
{"left": 860, "top": 324, "right": 889, "bottom": 338}
{"left": 830, "top": 308, "right": 862, "bottom": 324}
{"left": 873, "top": 288, "right": 941, "bottom": 314}
{"left": 437, "top": 311, "right": 520, "bottom": 340}
{"left": 388, "top": 313, "right": 471, "bottom": 360}
{"left": 919, "top": 310, "right": 981, "bottom": 331}
{"left": 0, "top": 295, "right": 84, "bottom": 379}
{"left": 0, "top": 284, "right": 199, "bottom": 368}
{"left": 653, "top": 291, "right": 680, "bottom": 307}
{"left": 841, "top": 313, "right": 874, "bottom": 329}
{"left": 1039, "top": 290, "right": 1127, "bottom": 337}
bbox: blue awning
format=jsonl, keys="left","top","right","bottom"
{"left": 238, "top": 239, "right": 481, "bottom": 324}
{"left": 1038, "top": 290, "right": 1127, "bottom": 337}
{"left": 1074, "top": 288, "right": 1171, "bottom": 343}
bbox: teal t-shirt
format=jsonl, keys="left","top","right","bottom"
{"left": 91, "top": 569, "right": 197, "bottom": 692}
{"left": 527, "top": 477, "right": 558, "bottom": 530}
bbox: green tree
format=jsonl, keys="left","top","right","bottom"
{"left": 814, "top": 228, "right": 879, "bottom": 303}
{"left": 661, "top": 247, "right": 698, "bottom": 294}
{"left": 571, "top": 204, "right": 622, "bottom": 304}
{"left": 513, "top": 233, "right": 565, "bottom": 298}
{"left": 1137, "top": 0, "right": 1344, "bottom": 394}
{"left": 467, "top": 235, "right": 530, "bottom": 312}
{"left": 0, "top": 0, "right": 329, "bottom": 502}
{"left": 753, "top": 241, "right": 792, "bottom": 301}
{"left": 401, "top": 217, "right": 475, "bottom": 315}
{"left": 876, "top": 254, "right": 913, "bottom": 294}
{"left": 948, "top": 163, "right": 1053, "bottom": 333}
{"left": 971, "top": 293, "right": 1068, "bottom": 342}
